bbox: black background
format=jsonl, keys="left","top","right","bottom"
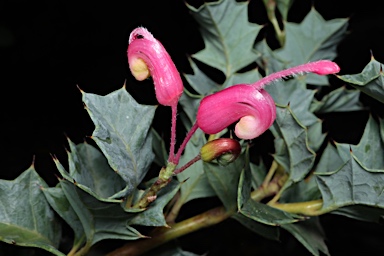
{"left": 1, "top": 0, "right": 383, "bottom": 255}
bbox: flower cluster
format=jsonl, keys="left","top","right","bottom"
{"left": 127, "top": 27, "right": 340, "bottom": 169}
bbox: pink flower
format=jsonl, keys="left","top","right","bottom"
{"left": 127, "top": 27, "right": 183, "bottom": 106}
{"left": 197, "top": 60, "right": 340, "bottom": 140}
{"left": 197, "top": 84, "right": 276, "bottom": 140}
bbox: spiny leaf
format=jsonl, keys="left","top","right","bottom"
{"left": 270, "top": 106, "right": 316, "bottom": 189}
{"left": 315, "top": 144, "right": 384, "bottom": 211}
{"left": 184, "top": 58, "right": 219, "bottom": 95}
{"left": 59, "top": 180, "right": 143, "bottom": 247}
{"left": 310, "top": 86, "right": 363, "bottom": 113}
{"left": 275, "top": 8, "right": 348, "bottom": 85}
{"left": 266, "top": 78, "right": 318, "bottom": 127}
{"left": 82, "top": 87, "right": 156, "bottom": 196}
{"left": 0, "top": 167, "right": 63, "bottom": 256}
{"left": 42, "top": 185, "right": 85, "bottom": 250}
{"left": 337, "top": 116, "right": 384, "bottom": 173}
{"left": 188, "top": 0, "right": 261, "bottom": 77}
{"left": 337, "top": 57, "right": 384, "bottom": 103}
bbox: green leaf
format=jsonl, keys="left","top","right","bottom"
{"left": 307, "top": 120, "right": 327, "bottom": 152}
{"left": 282, "top": 217, "right": 330, "bottom": 256}
{"left": 82, "top": 87, "right": 156, "bottom": 196}
{"left": 204, "top": 155, "right": 245, "bottom": 211}
{"left": 64, "top": 140, "right": 127, "bottom": 201}
{"left": 42, "top": 185, "right": 85, "bottom": 249}
{"left": 275, "top": 8, "right": 348, "bottom": 85}
{"left": 311, "top": 86, "right": 363, "bottom": 114}
{"left": 177, "top": 129, "right": 216, "bottom": 204}
{"left": 184, "top": 58, "right": 219, "bottom": 95}
{"left": 266, "top": 79, "right": 318, "bottom": 127}
{"left": 270, "top": 106, "right": 316, "bottom": 189}
{"left": 59, "top": 180, "right": 144, "bottom": 247}
{"left": 129, "top": 179, "right": 182, "bottom": 227}
{"left": 339, "top": 116, "right": 384, "bottom": 172}
{"left": 237, "top": 168, "right": 302, "bottom": 226}
{"left": 0, "top": 167, "right": 63, "bottom": 256}
{"left": 188, "top": 0, "right": 262, "bottom": 77}
{"left": 315, "top": 144, "right": 384, "bottom": 211}
{"left": 337, "top": 57, "right": 384, "bottom": 103}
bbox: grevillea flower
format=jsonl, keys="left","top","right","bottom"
{"left": 197, "top": 84, "right": 276, "bottom": 140}
{"left": 127, "top": 27, "right": 183, "bottom": 106}
{"left": 197, "top": 60, "right": 340, "bottom": 140}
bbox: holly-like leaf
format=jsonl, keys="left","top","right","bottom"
{"left": 337, "top": 116, "right": 384, "bottom": 172}
{"left": 266, "top": 79, "right": 318, "bottom": 127}
{"left": 204, "top": 155, "right": 245, "bottom": 211}
{"left": 188, "top": 0, "right": 261, "bottom": 77}
{"left": 315, "top": 144, "right": 384, "bottom": 211}
{"left": 59, "top": 180, "right": 144, "bottom": 247}
{"left": 184, "top": 58, "right": 219, "bottom": 95}
{"left": 82, "top": 87, "right": 156, "bottom": 196}
{"left": 177, "top": 129, "right": 216, "bottom": 205}
{"left": 270, "top": 106, "right": 316, "bottom": 189}
{"left": 129, "top": 179, "right": 182, "bottom": 227}
{"left": 307, "top": 120, "right": 327, "bottom": 152}
{"left": 311, "top": 86, "right": 363, "bottom": 113}
{"left": 42, "top": 185, "right": 85, "bottom": 250}
{"left": 282, "top": 217, "right": 330, "bottom": 256}
{"left": 275, "top": 8, "right": 348, "bottom": 85}
{"left": 0, "top": 167, "right": 63, "bottom": 256}
{"left": 337, "top": 57, "right": 384, "bottom": 103}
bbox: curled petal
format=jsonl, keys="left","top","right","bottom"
{"left": 197, "top": 84, "right": 276, "bottom": 140}
{"left": 127, "top": 27, "right": 183, "bottom": 106}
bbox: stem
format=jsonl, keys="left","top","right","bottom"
{"left": 173, "top": 154, "right": 201, "bottom": 175}
{"left": 261, "top": 160, "right": 278, "bottom": 188}
{"left": 262, "top": 0, "right": 285, "bottom": 46}
{"left": 269, "top": 200, "right": 324, "bottom": 216}
{"left": 132, "top": 163, "right": 176, "bottom": 209}
{"left": 173, "top": 122, "right": 199, "bottom": 164}
{"left": 106, "top": 206, "right": 233, "bottom": 256}
{"left": 168, "top": 103, "right": 178, "bottom": 163}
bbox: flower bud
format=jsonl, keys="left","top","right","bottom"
{"left": 127, "top": 27, "right": 183, "bottom": 106}
{"left": 200, "top": 138, "right": 241, "bottom": 165}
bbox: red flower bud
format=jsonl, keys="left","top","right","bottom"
{"left": 200, "top": 138, "right": 241, "bottom": 165}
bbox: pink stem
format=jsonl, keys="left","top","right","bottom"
{"left": 168, "top": 103, "right": 178, "bottom": 163}
{"left": 252, "top": 60, "right": 340, "bottom": 90}
{"left": 173, "top": 154, "right": 201, "bottom": 175}
{"left": 173, "top": 122, "right": 199, "bottom": 165}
